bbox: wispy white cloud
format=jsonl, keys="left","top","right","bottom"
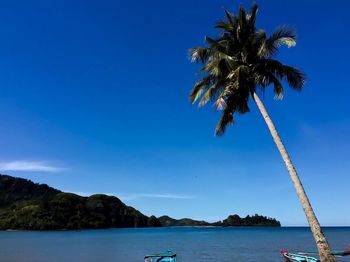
{"left": 0, "top": 160, "right": 64, "bottom": 173}
{"left": 73, "top": 192, "right": 194, "bottom": 201}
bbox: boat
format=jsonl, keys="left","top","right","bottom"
{"left": 281, "top": 245, "right": 350, "bottom": 261}
{"left": 281, "top": 250, "right": 319, "bottom": 262}
{"left": 298, "top": 249, "right": 350, "bottom": 257}
{"left": 144, "top": 251, "right": 176, "bottom": 262}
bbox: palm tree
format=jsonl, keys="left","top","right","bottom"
{"left": 189, "top": 3, "right": 335, "bottom": 262}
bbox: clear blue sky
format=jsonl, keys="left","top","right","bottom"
{"left": 0, "top": 0, "right": 348, "bottom": 226}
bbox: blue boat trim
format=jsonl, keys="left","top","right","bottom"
{"left": 281, "top": 250, "right": 319, "bottom": 262}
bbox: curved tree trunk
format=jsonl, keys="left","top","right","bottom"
{"left": 253, "top": 92, "right": 336, "bottom": 262}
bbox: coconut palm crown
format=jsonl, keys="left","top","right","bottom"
{"left": 189, "top": 3, "right": 306, "bottom": 135}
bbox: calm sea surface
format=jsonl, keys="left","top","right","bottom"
{"left": 0, "top": 227, "right": 349, "bottom": 261}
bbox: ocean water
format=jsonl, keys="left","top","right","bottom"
{"left": 0, "top": 227, "right": 349, "bottom": 261}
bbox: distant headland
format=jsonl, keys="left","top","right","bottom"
{"left": 0, "top": 174, "right": 280, "bottom": 230}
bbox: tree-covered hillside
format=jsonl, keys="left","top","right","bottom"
{"left": 213, "top": 214, "right": 280, "bottom": 227}
{"left": 158, "top": 215, "right": 211, "bottom": 226}
{"left": 158, "top": 214, "right": 280, "bottom": 227}
{"left": 0, "top": 174, "right": 280, "bottom": 230}
{"left": 0, "top": 174, "right": 161, "bottom": 230}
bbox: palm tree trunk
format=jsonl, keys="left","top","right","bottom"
{"left": 252, "top": 92, "right": 336, "bottom": 262}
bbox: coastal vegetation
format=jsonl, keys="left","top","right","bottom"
{"left": 159, "top": 214, "right": 280, "bottom": 227}
{"left": 188, "top": 3, "right": 335, "bottom": 261}
{"left": 158, "top": 215, "right": 210, "bottom": 227}
{"left": 0, "top": 174, "right": 161, "bottom": 230}
{"left": 0, "top": 174, "right": 280, "bottom": 230}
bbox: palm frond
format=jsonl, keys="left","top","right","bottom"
{"left": 273, "top": 78, "right": 284, "bottom": 100}
{"left": 282, "top": 66, "right": 306, "bottom": 90}
{"left": 215, "top": 21, "right": 233, "bottom": 31}
{"left": 254, "top": 60, "right": 304, "bottom": 94}
{"left": 189, "top": 47, "right": 212, "bottom": 63}
{"left": 198, "top": 82, "right": 223, "bottom": 107}
{"left": 224, "top": 10, "right": 236, "bottom": 25}
{"left": 189, "top": 76, "right": 213, "bottom": 103}
{"left": 198, "top": 59, "right": 221, "bottom": 77}
{"left": 215, "top": 108, "right": 234, "bottom": 136}
{"left": 205, "top": 36, "right": 228, "bottom": 53}
{"left": 215, "top": 10, "right": 238, "bottom": 34}
{"left": 215, "top": 97, "right": 227, "bottom": 110}
{"left": 236, "top": 98, "right": 250, "bottom": 114}
{"left": 255, "top": 59, "right": 285, "bottom": 79}
{"left": 247, "top": 3, "right": 258, "bottom": 30}
{"left": 262, "top": 26, "right": 296, "bottom": 56}
{"left": 214, "top": 89, "right": 250, "bottom": 135}
{"left": 238, "top": 6, "right": 248, "bottom": 30}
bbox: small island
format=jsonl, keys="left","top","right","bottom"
{"left": 158, "top": 214, "right": 280, "bottom": 227}
{"left": 0, "top": 174, "right": 280, "bottom": 230}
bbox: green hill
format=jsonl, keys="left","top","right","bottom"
{"left": 158, "top": 214, "right": 280, "bottom": 227}
{"left": 213, "top": 214, "right": 280, "bottom": 227}
{"left": 0, "top": 174, "right": 161, "bottom": 230}
{"left": 158, "top": 215, "right": 210, "bottom": 226}
{"left": 0, "top": 174, "right": 280, "bottom": 230}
